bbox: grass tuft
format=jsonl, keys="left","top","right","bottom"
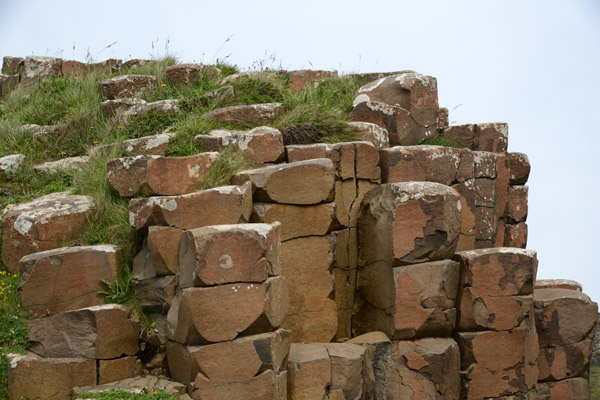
{"left": 420, "top": 131, "right": 461, "bottom": 148}
{"left": 200, "top": 149, "right": 253, "bottom": 189}
{"left": 77, "top": 389, "right": 177, "bottom": 399}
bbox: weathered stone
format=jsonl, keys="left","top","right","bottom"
{"left": 61, "top": 60, "right": 89, "bottom": 77}
{"left": 194, "top": 85, "right": 235, "bottom": 107}
{"left": 536, "top": 377, "right": 590, "bottom": 400}
{"left": 347, "top": 121, "right": 390, "bottom": 149}
{"left": 349, "top": 70, "right": 414, "bottom": 83}
{"left": 220, "top": 71, "right": 278, "bottom": 85}
{"left": 475, "top": 206, "right": 498, "bottom": 241}
{"left": 444, "top": 124, "right": 476, "bottom": 148}
{"left": 534, "top": 288, "right": 598, "bottom": 347}
{"left": 507, "top": 185, "right": 528, "bottom": 223}
{"left": 2, "top": 56, "right": 23, "bottom": 74}
{"left": 148, "top": 226, "right": 182, "bottom": 275}
{"left": 0, "top": 73, "right": 19, "bottom": 98}
{"left": 121, "top": 59, "right": 151, "bottom": 70}
{"left": 1, "top": 192, "right": 93, "bottom": 272}
{"left": 538, "top": 337, "right": 593, "bottom": 381}
{"left": 122, "top": 132, "right": 174, "bottom": 155}
{"left": 0, "top": 154, "right": 25, "bottom": 179}
{"left": 287, "top": 344, "right": 332, "bottom": 400}
{"left": 168, "top": 329, "right": 291, "bottom": 385}
{"left": 20, "top": 123, "right": 60, "bottom": 138}
{"left": 21, "top": 56, "right": 62, "bottom": 90}
{"left": 452, "top": 179, "right": 477, "bottom": 251}
{"left": 505, "top": 222, "right": 528, "bottom": 248}
{"left": 251, "top": 202, "right": 336, "bottom": 241}
{"left": 475, "top": 122, "right": 509, "bottom": 153}
{"left": 107, "top": 155, "right": 159, "bottom": 197}
{"left": 178, "top": 223, "right": 281, "bottom": 287}
{"left": 100, "top": 75, "right": 156, "bottom": 99}
{"left": 438, "top": 107, "right": 449, "bottom": 127}
{"left": 286, "top": 143, "right": 337, "bottom": 164}
{"left": 133, "top": 275, "right": 176, "bottom": 313}
{"left": 534, "top": 279, "right": 583, "bottom": 292}
{"left": 129, "top": 183, "right": 252, "bottom": 231}
{"left": 167, "top": 276, "right": 289, "bottom": 344}
{"left": 7, "top": 353, "right": 96, "bottom": 400}
{"left": 19, "top": 245, "right": 120, "bottom": 318}
{"left": 496, "top": 154, "right": 511, "bottom": 216}
{"left": 380, "top": 145, "right": 472, "bottom": 185}
{"left": 101, "top": 98, "right": 180, "bottom": 120}
{"left": 27, "top": 304, "right": 139, "bottom": 359}
{"left": 202, "top": 103, "right": 284, "bottom": 124}
{"left": 72, "top": 375, "right": 187, "bottom": 398}
{"left": 474, "top": 151, "right": 498, "bottom": 178}
{"left": 353, "top": 141, "right": 381, "bottom": 181}
{"left": 98, "top": 356, "right": 141, "bottom": 385}
{"left": 509, "top": 152, "right": 531, "bottom": 185}
{"left": 100, "top": 98, "right": 147, "bottom": 117}
{"left": 457, "top": 329, "right": 539, "bottom": 399}
{"left": 166, "top": 63, "right": 221, "bottom": 84}
{"left": 474, "top": 178, "right": 496, "bottom": 207}
{"left": 192, "top": 370, "right": 286, "bottom": 400}
{"left": 324, "top": 343, "right": 370, "bottom": 400}
{"left": 458, "top": 290, "right": 534, "bottom": 331}
{"left": 233, "top": 158, "right": 335, "bottom": 205}
{"left": 286, "top": 70, "right": 338, "bottom": 91}
{"left": 34, "top": 156, "right": 89, "bottom": 174}
{"left": 280, "top": 236, "right": 336, "bottom": 342}
{"left": 195, "top": 126, "right": 284, "bottom": 164}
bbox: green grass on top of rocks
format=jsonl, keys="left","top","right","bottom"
{"left": 76, "top": 389, "right": 177, "bottom": 399}
{"left": 419, "top": 131, "right": 461, "bottom": 148}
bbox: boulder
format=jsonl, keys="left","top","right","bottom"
{"left": 107, "top": 155, "right": 160, "bottom": 197}
{"left": 509, "top": 152, "right": 531, "bottom": 185}
{"left": 507, "top": 185, "right": 528, "bottom": 223}
{"left": 177, "top": 222, "right": 281, "bottom": 287}
{"left": 1, "top": 192, "right": 93, "bottom": 272}
{"left": 34, "top": 156, "right": 89, "bottom": 174}
{"left": 251, "top": 202, "right": 336, "bottom": 241}
{"left": 19, "top": 245, "right": 120, "bottom": 318}
{"left": 233, "top": 158, "right": 335, "bottom": 205}
{"left": 128, "top": 183, "right": 252, "bottom": 231}
{"left": 2, "top": 56, "right": 23, "bottom": 74}
{"left": 347, "top": 121, "right": 389, "bottom": 149}
{"left": 100, "top": 75, "right": 157, "bottom": 99}
{"left": 100, "top": 98, "right": 180, "bottom": 120}
{"left": 195, "top": 126, "right": 285, "bottom": 164}
{"left": 167, "top": 276, "right": 289, "bottom": 344}
{"left": 443, "top": 124, "right": 476, "bottom": 148}
{"left": 474, "top": 151, "right": 498, "bottom": 178}
{"left": 534, "top": 279, "right": 583, "bottom": 292}
{"left": 287, "top": 344, "right": 332, "bottom": 400}
{"left": 0, "top": 73, "right": 19, "bottom": 98}
{"left": 505, "top": 222, "right": 528, "bottom": 248}
{"left": 148, "top": 226, "right": 182, "bottom": 275}
{"left": 286, "top": 70, "right": 338, "bottom": 91}
{"left": 98, "top": 356, "right": 141, "bottom": 385}
{"left": 286, "top": 143, "right": 337, "bottom": 164}
{"left": 202, "top": 103, "right": 284, "bottom": 125}
{"left": 0, "top": 154, "right": 25, "bottom": 179}
{"left": 20, "top": 123, "right": 60, "bottom": 138}
{"left": 476, "top": 122, "right": 509, "bottom": 153}
{"left": 7, "top": 353, "right": 96, "bottom": 400}
{"left": 538, "top": 337, "right": 593, "bottom": 381}
{"left": 166, "top": 63, "right": 221, "bottom": 84}
{"left": 536, "top": 377, "right": 590, "bottom": 400}
{"left": 20, "top": 56, "right": 62, "bottom": 90}
{"left": 192, "top": 370, "right": 286, "bottom": 400}
{"left": 27, "top": 304, "right": 139, "bottom": 359}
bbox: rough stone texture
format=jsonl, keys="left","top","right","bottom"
{"left": 534, "top": 279, "right": 583, "bottom": 292}
{"left": 20, "top": 123, "right": 60, "bottom": 138}
{"left": 348, "top": 70, "right": 415, "bottom": 82}
{"left": 177, "top": 223, "right": 281, "bottom": 287}
{"left": 133, "top": 275, "right": 176, "bottom": 313}
{"left": 280, "top": 236, "right": 337, "bottom": 343}
{"left": 0, "top": 154, "right": 25, "bottom": 179}
{"left": 2, "top": 56, "right": 23, "bottom": 74}
{"left": 194, "top": 85, "right": 235, "bottom": 107}
{"left": 61, "top": 60, "right": 89, "bottom": 77}
{"left": 233, "top": 158, "right": 335, "bottom": 205}
{"left": 107, "top": 155, "right": 160, "bottom": 197}
{"left": 72, "top": 375, "right": 188, "bottom": 398}
{"left": 195, "top": 126, "right": 285, "bottom": 164}
{"left": 98, "top": 356, "right": 142, "bottom": 385}
{"left": 167, "top": 276, "right": 289, "bottom": 344}
{"left": 0, "top": 73, "right": 19, "bottom": 98}
{"left": 19, "top": 245, "right": 120, "bottom": 318}
{"left": 27, "top": 304, "right": 139, "bottom": 359}
{"left": 7, "top": 353, "right": 96, "bottom": 400}
{"left": 286, "top": 143, "right": 337, "bottom": 164}
{"left": 166, "top": 63, "right": 220, "bottom": 84}
{"left": 457, "top": 329, "right": 539, "bottom": 399}
{"left": 100, "top": 75, "right": 157, "bottom": 99}
{"left": 474, "top": 151, "right": 498, "bottom": 178}
{"left": 129, "top": 183, "right": 252, "bottom": 231}
{"left": 34, "top": 156, "right": 89, "bottom": 174}
{"left": 509, "top": 152, "right": 531, "bottom": 185}
{"left": 286, "top": 69, "right": 338, "bottom": 91}
{"left": 101, "top": 98, "right": 180, "bottom": 120}
{"left": 148, "top": 226, "right": 182, "bottom": 275}
{"left": 251, "top": 202, "right": 336, "bottom": 241}
{"left": 459, "top": 290, "right": 534, "bottom": 332}
{"left": 347, "top": 121, "right": 390, "bottom": 149}
{"left": 287, "top": 344, "right": 332, "bottom": 400}
{"left": 536, "top": 377, "right": 590, "bottom": 400}
{"left": 167, "top": 329, "right": 291, "bottom": 385}
{"left": 1, "top": 191, "right": 93, "bottom": 272}
{"left": 438, "top": 107, "right": 449, "bottom": 127}
{"left": 21, "top": 56, "right": 62, "bottom": 90}
{"left": 121, "top": 59, "right": 151, "bottom": 70}
{"left": 202, "top": 103, "right": 284, "bottom": 124}
{"left": 507, "top": 185, "right": 528, "bottom": 223}
{"left": 324, "top": 343, "right": 370, "bottom": 400}
{"left": 537, "top": 337, "right": 593, "bottom": 381}
{"left": 476, "top": 122, "right": 509, "bottom": 153}
{"left": 192, "top": 370, "right": 286, "bottom": 400}
{"left": 505, "top": 222, "right": 528, "bottom": 248}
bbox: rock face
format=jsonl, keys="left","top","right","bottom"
{"left": 251, "top": 202, "right": 336, "bottom": 241}
{"left": 444, "top": 122, "right": 509, "bottom": 153}
{"left": 166, "top": 63, "right": 220, "bottom": 84}
{"left": 195, "top": 126, "right": 285, "bottom": 164}
{"left": 27, "top": 304, "right": 139, "bottom": 359}
{"left": 0, "top": 73, "right": 19, "bottom": 98}
{"left": 100, "top": 98, "right": 180, "bottom": 120}
{"left": 100, "top": 75, "right": 157, "bottom": 99}
{"left": 286, "top": 70, "right": 338, "bottom": 91}
{"left": 21, "top": 56, "right": 62, "bottom": 90}
{"left": 202, "top": 103, "right": 284, "bottom": 124}
{"left": 509, "top": 152, "right": 531, "bottom": 185}
{"left": 18, "top": 245, "right": 120, "bottom": 318}
{"left": 1, "top": 192, "right": 93, "bottom": 272}
{"left": 0, "top": 154, "right": 25, "bottom": 179}
{"left": 347, "top": 121, "right": 390, "bottom": 149}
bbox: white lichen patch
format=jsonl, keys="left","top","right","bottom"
{"left": 14, "top": 214, "right": 34, "bottom": 235}
{"left": 366, "top": 101, "right": 395, "bottom": 116}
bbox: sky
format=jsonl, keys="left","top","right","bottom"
{"left": 1, "top": 0, "right": 599, "bottom": 302}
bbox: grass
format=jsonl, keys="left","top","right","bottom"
{"left": 77, "top": 389, "right": 177, "bottom": 399}
{"left": 420, "top": 130, "right": 461, "bottom": 148}
{"left": 592, "top": 366, "right": 600, "bottom": 400}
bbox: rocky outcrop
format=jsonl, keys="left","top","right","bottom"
{"left": 202, "top": 103, "right": 284, "bottom": 125}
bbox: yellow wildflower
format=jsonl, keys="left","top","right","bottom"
{"left": 90, "top": 126, "right": 94, "bottom": 129}
{"left": 93, "top": 140, "right": 99, "bottom": 144}
{"left": 117, "top": 126, "right": 124, "bottom": 129}
{"left": 61, "top": 151, "right": 67, "bottom": 155}
{"left": 161, "top": 83, "right": 166, "bottom": 87}
{"left": 74, "top": 77, "right": 78, "bottom": 80}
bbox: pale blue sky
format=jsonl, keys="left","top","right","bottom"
{"left": 1, "top": 0, "right": 599, "bottom": 301}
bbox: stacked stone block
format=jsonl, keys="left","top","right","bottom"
{"left": 454, "top": 248, "right": 539, "bottom": 399}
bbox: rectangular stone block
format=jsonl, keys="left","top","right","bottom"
{"left": 147, "top": 226, "right": 182, "bottom": 276}
{"left": 251, "top": 202, "right": 336, "bottom": 241}
{"left": 458, "top": 290, "right": 534, "bottom": 332}
{"left": 474, "top": 151, "right": 498, "bottom": 178}
{"left": 509, "top": 152, "right": 531, "bottom": 185}
{"left": 444, "top": 124, "right": 476, "bottom": 149}
{"left": 2, "top": 56, "right": 23, "bottom": 74}
{"left": 98, "top": 356, "right": 141, "bottom": 384}
{"left": 475, "top": 122, "right": 508, "bottom": 153}
{"left": 474, "top": 178, "right": 496, "bottom": 207}
{"left": 495, "top": 153, "right": 511, "bottom": 218}
{"left": 538, "top": 337, "right": 592, "bottom": 382}
{"left": 192, "top": 370, "right": 286, "bottom": 400}
{"left": 133, "top": 275, "right": 175, "bottom": 313}
{"left": 324, "top": 343, "right": 370, "bottom": 400}
{"left": 0, "top": 73, "right": 18, "bottom": 98}
{"left": 287, "top": 343, "right": 332, "bottom": 400}
{"left": 475, "top": 206, "right": 498, "bottom": 241}
{"left": 505, "top": 222, "right": 528, "bottom": 248}
{"left": 178, "top": 223, "right": 281, "bottom": 287}
{"left": 507, "top": 185, "right": 528, "bottom": 223}
{"left": 536, "top": 377, "right": 590, "bottom": 400}
{"left": 167, "top": 277, "right": 289, "bottom": 344}
{"left": 286, "top": 143, "right": 337, "bottom": 164}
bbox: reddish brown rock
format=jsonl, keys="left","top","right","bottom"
{"left": 286, "top": 70, "right": 338, "bottom": 91}
{"left": 457, "top": 329, "right": 539, "bottom": 399}
{"left": 458, "top": 290, "right": 534, "bottom": 331}
{"left": 19, "top": 245, "right": 120, "bottom": 318}
{"left": 120, "top": 58, "right": 151, "bottom": 70}
{"left": 474, "top": 151, "right": 498, "bottom": 178}
{"left": 474, "top": 178, "right": 496, "bottom": 207}
{"left": 475, "top": 206, "right": 498, "bottom": 241}
{"left": 167, "top": 276, "right": 289, "bottom": 344}
{"left": 177, "top": 223, "right": 281, "bottom": 287}
{"left": 146, "top": 153, "right": 219, "bottom": 195}
{"left": 353, "top": 141, "right": 381, "bottom": 181}
{"left": 195, "top": 126, "right": 285, "bottom": 164}
{"left": 7, "top": 353, "right": 96, "bottom": 400}
{"left": 0, "top": 73, "right": 19, "bottom": 98}
{"left": 536, "top": 377, "right": 590, "bottom": 400}
{"left": 122, "top": 132, "right": 174, "bottom": 155}
{"left": 534, "top": 288, "right": 598, "bottom": 347}
{"left": 1, "top": 192, "right": 93, "bottom": 273}
{"left": 233, "top": 158, "right": 335, "bottom": 205}
{"left": 133, "top": 275, "right": 176, "bottom": 313}
{"left": 347, "top": 121, "right": 390, "bottom": 149}
{"left": 27, "top": 304, "right": 139, "bottom": 359}
{"left": 100, "top": 74, "right": 156, "bottom": 99}
{"left": 452, "top": 179, "right": 477, "bottom": 251}
{"left": 335, "top": 179, "right": 378, "bottom": 228}
{"left": 20, "top": 56, "right": 62, "bottom": 90}
{"left": 167, "top": 329, "right": 291, "bottom": 385}
{"left": 61, "top": 59, "right": 89, "bottom": 77}
{"left": 438, "top": 107, "right": 449, "bottom": 127}
{"left": 507, "top": 185, "right": 528, "bottom": 223}
{"left": 287, "top": 344, "right": 332, "bottom": 400}
{"left": 2, "top": 56, "right": 23, "bottom": 74}
{"left": 129, "top": 183, "right": 252, "bottom": 230}
{"left": 534, "top": 279, "right": 583, "bottom": 292}
{"left": 505, "top": 222, "right": 528, "bottom": 248}
{"left": 538, "top": 337, "right": 593, "bottom": 381}
{"left": 192, "top": 370, "right": 287, "bottom": 400}
{"left": 509, "top": 152, "right": 531, "bottom": 185}
{"left": 349, "top": 70, "right": 414, "bottom": 82}
{"left": 107, "top": 155, "right": 159, "bottom": 197}
{"left": 251, "top": 202, "right": 336, "bottom": 241}
{"left": 495, "top": 154, "right": 510, "bottom": 217}
{"left": 286, "top": 143, "right": 337, "bottom": 164}
{"left": 475, "top": 122, "right": 509, "bottom": 153}
{"left": 323, "top": 343, "right": 370, "bottom": 400}
{"left": 166, "top": 63, "right": 220, "bottom": 84}
{"left": 147, "top": 226, "right": 182, "bottom": 275}
{"left": 202, "top": 103, "right": 284, "bottom": 124}
{"left": 98, "top": 356, "right": 141, "bottom": 384}
{"left": 102, "top": 98, "right": 180, "bottom": 120}
{"left": 444, "top": 124, "right": 476, "bottom": 149}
